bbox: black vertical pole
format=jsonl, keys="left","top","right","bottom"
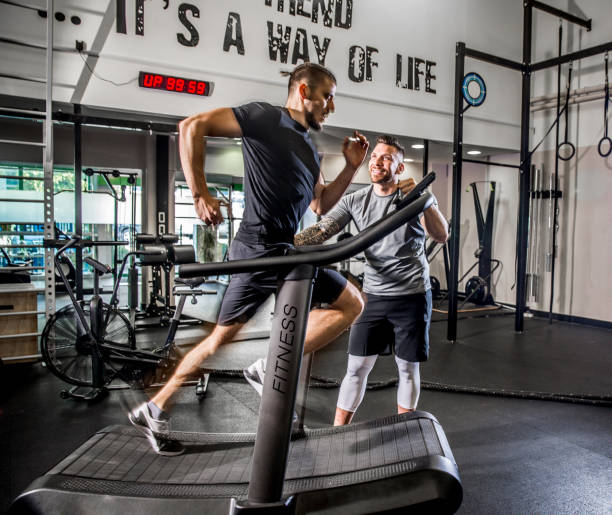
{"left": 448, "top": 42, "right": 465, "bottom": 342}
{"left": 74, "top": 104, "right": 83, "bottom": 301}
{"left": 156, "top": 135, "right": 169, "bottom": 234}
{"left": 422, "top": 139, "right": 429, "bottom": 178}
{"left": 442, "top": 242, "right": 451, "bottom": 291}
{"left": 549, "top": 22, "right": 563, "bottom": 324}
{"left": 156, "top": 135, "right": 170, "bottom": 314}
{"left": 515, "top": 3, "right": 533, "bottom": 332}
{"left": 113, "top": 190, "right": 118, "bottom": 284}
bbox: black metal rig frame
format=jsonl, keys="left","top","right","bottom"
{"left": 448, "top": 0, "right": 612, "bottom": 341}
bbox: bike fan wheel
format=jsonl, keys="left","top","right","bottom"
{"left": 41, "top": 302, "right": 135, "bottom": 387}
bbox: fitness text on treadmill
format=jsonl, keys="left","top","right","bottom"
{"left": 272, "top": 304, "right": 298, "bottom": 394}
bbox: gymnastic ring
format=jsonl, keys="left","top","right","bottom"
{"left": 462, "top": 72, "right": 486, "bottom": 107}
{"left": 557, "top": 141, "right": 575, "bottom": 161}
{"left": 597, "top": 136, "right": 612, "bottom": 157}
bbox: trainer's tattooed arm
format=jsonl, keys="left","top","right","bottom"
{"left": 294, "top": 217, "right": 342, "bottom": 246}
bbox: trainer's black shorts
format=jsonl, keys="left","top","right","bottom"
{"left": 217, "top": 239, "right": 347, "bottom": 326}
{"left": 348, "top": 291, "right": 432, "bottom": 362}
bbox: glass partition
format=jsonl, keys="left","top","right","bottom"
{"left": 175, "top": 183, "right": 244, "bottom": 278}
{"left": 0, "top": 164, "right": 141, "bottom": 282}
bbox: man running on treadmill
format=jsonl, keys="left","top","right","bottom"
{"left": 292, "top": 135, "right": 448, "bottom": 425}
{"left": 129, "top": 63, "right": 368, "bottom": 455}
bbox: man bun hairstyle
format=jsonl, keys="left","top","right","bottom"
{"left": 376, "top": 135, "right": 405, "bottom": 162}
{"left": 287, "top": 62, "right": 337, "bottom": 94}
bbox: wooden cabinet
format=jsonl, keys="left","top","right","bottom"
{"left": 0, "top": 283, "right": 39, "bottom": 363}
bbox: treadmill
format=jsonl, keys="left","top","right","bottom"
{"left": 10, "top": 173, "right": 463, "bottom": 514}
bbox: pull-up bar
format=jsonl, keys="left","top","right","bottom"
{"left": 464, "top": 40, "right": 612, "bottom": 74}
{"left": 463, "top": 158, "right": 521, "bottom": 169}
{"left": 532, "top": 40, "right": 612, "bottom": 72}
{"left": 529, "top": 0, "right": 591, "bottom": 31}
{"left": 464, "top": 47, "right": 524, "bottom": 72}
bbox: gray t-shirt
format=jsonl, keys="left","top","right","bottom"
{"left": 326, "top": 186, "right": 432, "bottom": 296}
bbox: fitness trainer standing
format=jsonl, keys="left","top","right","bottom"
{"left": 129, "top": 63, "right": 369, "bottom": 455}
{"left": 293, "top": 135, "right": 448, "bottom": 425}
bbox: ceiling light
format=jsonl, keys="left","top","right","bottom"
{"left": 403, "top": 158, "right": 414, "bottom": 162}
{"left": 467, "top": 150, "right": 481, "bottom": 155}
{"left": 411, "top": 144, "right": 424, "bottom": 149}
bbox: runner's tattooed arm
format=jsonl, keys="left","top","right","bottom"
{"left": 294, "top": 217, "right": 342, "bottom": 246}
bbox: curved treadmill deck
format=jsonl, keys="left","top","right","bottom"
{"left": 12, "top": 412, "right": 461, "bottom": 514}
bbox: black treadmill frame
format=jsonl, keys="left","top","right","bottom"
{"left": 11, "top": 176, "right": 463, "bottom": 514}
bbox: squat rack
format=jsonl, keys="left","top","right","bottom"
{"left": 448, "top": 0, "right": 612, "bottom": 342}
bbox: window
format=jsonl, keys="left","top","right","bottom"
{"left": 174, "top": 183, "right": 244, "bottom": 266}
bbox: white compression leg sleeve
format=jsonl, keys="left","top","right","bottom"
{"left": 336, "top": 354, "right": 378, "bottom": 412}
{"left": 395, "top": 356, "right": 420, "bottom": 410}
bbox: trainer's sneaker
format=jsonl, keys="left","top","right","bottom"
{"left": 128, "top": 403, "right": 184, "bottom": 456}
{"left": 244, "top": 359, "right": 300, "bottom": 425}
{"left": 244, "top": 358, "right": 266, "bottom": 396}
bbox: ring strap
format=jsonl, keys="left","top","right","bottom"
{"left": 604, "top": 53, "right": 609, "bottom": 139}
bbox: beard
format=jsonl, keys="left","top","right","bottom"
{"left": 370, "top": 169, "right": 394, "bottom": 184}
{"left": 305, "top": 110, "right": 322, "bottom": 131}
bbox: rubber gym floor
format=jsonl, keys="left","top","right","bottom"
{"left": 1, "top": 311, "right": 611, "bottom": 514}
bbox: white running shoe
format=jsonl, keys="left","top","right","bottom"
{"left": 243, "top": 358, "right": 266, "bottom": 396}
{"left": 128, "top": 403, "right": 184, "bottom": 456}
{"left": 244, "top": 358, "right": 301, "bottom": 426}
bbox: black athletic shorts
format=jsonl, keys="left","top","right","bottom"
{"left": 217, "top": 239, "right": 347, "bottom": 326}
{"left": 348, "top": 291, "right": 432, "bottom": 362}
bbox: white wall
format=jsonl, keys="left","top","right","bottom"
{"left": 442, "top": 142, "right": 612, "bottom": 324}
{"left": 0, "top": 0, "right": 524, "bottom": 148}
{"left": 527, "top": 146, "right": 612, "bottom": 322}
{"left": 2, "top": 0, "right": 612, "bottom": 322}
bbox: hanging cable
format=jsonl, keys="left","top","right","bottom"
{"left": 78, "top": 49, "right": 137, "bottom": 87}
{"left": 523, "top": 106, "right": 567, "bottom": 165}
{"left": 522, "top": 53, "right": 577, "bottom": 166}
{"left": 598, "top": 52, "right": 611, "bottom": 157}
{"left": 549, "top": 23, "right": 564, "bottom": 324}
{"left": 556, "top": 62, "right": 575, "bottom": 160}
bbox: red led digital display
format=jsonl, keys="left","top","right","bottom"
{"left": 138, "top": 71, "right": 213, "bottom": 96}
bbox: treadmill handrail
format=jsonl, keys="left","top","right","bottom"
{"left": 179, "top": 173, "right": 435, "bottom": 278}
